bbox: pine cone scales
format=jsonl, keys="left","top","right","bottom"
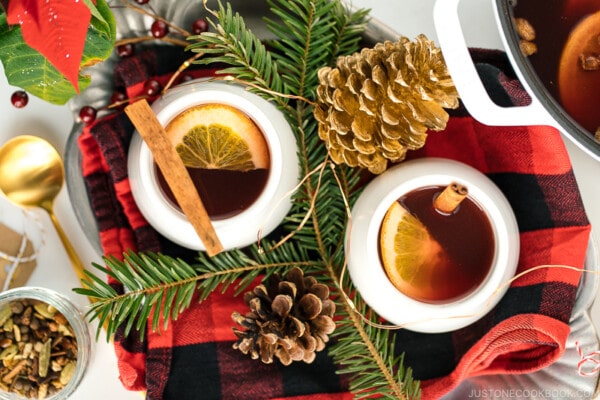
{"left": 232, "top": 268, "right": 336, "bottom": 365}
{"left": 314, "top": 35, "right": 459, "bottom": 174}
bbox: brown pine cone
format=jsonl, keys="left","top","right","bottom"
{"left": 232, "top": 268, "right": 336, "bottom": 365}
{"left": 314, "top": 35, "right": 459, "bottom": 174}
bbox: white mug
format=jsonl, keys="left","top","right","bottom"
{"left": 128, "top": 80, "right": 299, "bottom": 251}
{"left": 345, "top": 158, "right": 519, "bottom": 333}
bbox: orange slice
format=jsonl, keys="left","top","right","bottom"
{"left": 379, "top": 202, "right": 445, "bottom": 298}
{"left": 558, "top": 10, "right": 600, "bottom": 133}
{"left": 166, "top": 103, "right": 270, "bottom": 171}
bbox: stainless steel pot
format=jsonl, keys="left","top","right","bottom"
{"left": 433, "top": 0, "right": 600, "bottom": 161}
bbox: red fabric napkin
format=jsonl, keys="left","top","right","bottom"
{"left": 77, "top": 46, "right": 591, "bottom": 399}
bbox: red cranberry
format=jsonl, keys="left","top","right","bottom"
{"left": 79, "top": 106, "right": 98, "bottom": 125}
{"left": 144, "top": 79, "right": 162, "bottom": 97}
{"left": 134, "top": 0, "right": 150, "bottom": 4}
{"left": 191, "top": 18, "right": 209, "bottom": 35}
{"left": 117, "top": 44, "right": 134, "bottom": 57}
{"left": 151, "top": 20, "right": 169, "bottom": 38}
{"left": 180, "top": 73, "right": 194, "bottom": 83}
{"left": 110, "top": 89, "right": 128, "bottom": 109}
{"left": 10, "top": 90, "right": 28, "bottom": 108}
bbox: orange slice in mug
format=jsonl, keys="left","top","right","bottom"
{"left": 379, "top": 202, "right": 446, "bottom": 300}
{"left": 167, "top": 103, "right": 270, "bottom": 171}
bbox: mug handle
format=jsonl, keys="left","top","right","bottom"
{"left": 433, "top": 0, "right": 554, "bottom": 127}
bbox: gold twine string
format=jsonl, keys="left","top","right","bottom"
{"left": 151, "top": 3, "right": 600, "bottom": 375}
{"left": 177, "top": 18, "right": 600, "bottom": 342}
{"left": 338, "top": 261, "right": 597, "bottom": 331}
{"left": 210, "top": 76, "right": 317, "bottom": 107}
{"left": 202, "top": 0, "right": 218, "bottom": 19}
{"left": 161, "top": 52, "right": 206, "bottom": 95}
{"left": 257, "top": 160, "right": 329, "bottom": 254}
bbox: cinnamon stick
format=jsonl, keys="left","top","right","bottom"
{"left": 434, "top": 182, "right": 468, "bottom": 214}
{"left": 2, "top": 359, "right": 27, "bottom": 383}
{"left": 125, "top": 100, "right": 224, "bottom": 256}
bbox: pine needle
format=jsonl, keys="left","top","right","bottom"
{"left": 76, "top": 1, "right": 422, "bottom": 398}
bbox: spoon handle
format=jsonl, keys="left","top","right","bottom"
{"left": 46, "top": 211, "right": 91, "bottom": 293}
{"left": 47, "top": 210, "right": 111, "bottom": 334}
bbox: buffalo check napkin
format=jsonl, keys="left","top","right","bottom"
{"left": 77, "top": 46, "right": 591, "bottom": 399}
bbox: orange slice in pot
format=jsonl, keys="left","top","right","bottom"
{"left": 558, "top": 10, "right": 600, "bottom": 133}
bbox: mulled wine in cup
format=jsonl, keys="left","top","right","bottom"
{"left": 346, "top": 158, "right": 519, "bottom": 333}
{"left": 128, "top": 80, "right": 299, "bottom": 251}
{"left": 155, "top": 102, "right": 271, "bottom": 221}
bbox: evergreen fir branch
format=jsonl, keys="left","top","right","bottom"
{"left": 264, "top": 0, "right": 337, "bottom": 96}
{"left": 77, "top": 247, "right": 319, "bottom": 341}
{"left": 318, "top": 165, "right": 420, "bottom": 400}
{"left": 76, "top": 253, "right": 200, "bottom": 341}
{"left": 329, "top": 1, "right": 370, "bottom": 60}
{"left": 191, "top": 240, "right": 322, "bottom": 300}
{"left": 268, "top": 5, "right": 417, "bottom": 388}
{"left": 286, "top": 125, "right": 358, "bottom": 257}
{"left": 329, "top": 268, "right": 421, "bottom": 400}
{"left": 264, "top": 0, "right": 368, "bottom": 98}
{"left": 195, "top": 3, "right": 418, "bottom": 396}
{"left": 187, "top": 1, "right": 287, "bottom": 108}
{"left": 78, "top": 1, "right": 422, "bottom": 398}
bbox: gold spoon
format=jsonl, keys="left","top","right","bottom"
{"left": 0, "top": 135, "right": 90, "bottom": 288}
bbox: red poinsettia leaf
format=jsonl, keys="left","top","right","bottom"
{"left": 6, "top": 0, "right": 92, "bottom": 92}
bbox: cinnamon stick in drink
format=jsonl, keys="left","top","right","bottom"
{"left": 125, "top": 100, "right": 224, "bottom": 256}
{"left": 434, "top": 183, "right": 468, "bottom": 214}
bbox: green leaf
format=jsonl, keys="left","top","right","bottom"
{"left": 84, "top": 0, "right": 108, "bottom": 27}
{"left": 0, "top": 16, "right": 90, "bottom": 104}
{"left": 81, "top": 0, "right": 116, "bottom": 67}
{"left": 0, "top": 0, "right": 115, "bottom": 104}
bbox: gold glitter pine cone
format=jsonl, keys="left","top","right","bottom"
{"left": 314, "top": 35, "right": 459, "bottom": 174}
{"left": 232, "top": 267, "right": 336, "bottom": 366}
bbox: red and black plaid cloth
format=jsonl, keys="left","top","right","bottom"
{"left": 77, "top": 46, "right": 591, "bottom": 399}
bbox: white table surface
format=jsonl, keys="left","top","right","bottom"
{"left": 0, "top": 1, "right": 598, "bottom": 399}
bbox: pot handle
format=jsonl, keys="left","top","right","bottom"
{"left": 433, "top": 0, "right": 554, "bottom": 127}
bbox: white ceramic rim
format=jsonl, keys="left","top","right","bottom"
{"left": 346, "top": 158, "right": 520, "bottom": 333}
{"left": 128, "top": 80, "right": 299, "bottom": 251}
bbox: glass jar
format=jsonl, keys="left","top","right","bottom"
{"left": 0, "top": 287, "right": 91, "bottom": 400}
